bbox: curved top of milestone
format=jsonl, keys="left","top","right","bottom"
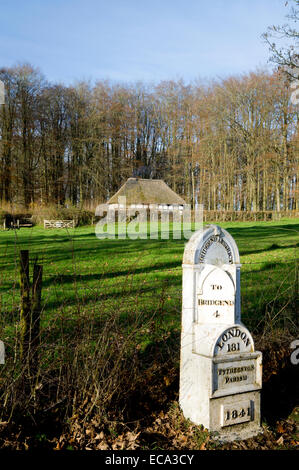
{"left": 183, "top": 225, "right": 240, "bottom": 266}
{"left": 193, "top": 323, "right": 254, "bottom": 358}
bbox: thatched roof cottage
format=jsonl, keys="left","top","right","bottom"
{"left": 108, "top": 178, "right": 186, "bottom": 211}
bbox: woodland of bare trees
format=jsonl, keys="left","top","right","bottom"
{"left": 0, "top": 64, "right": 298, "bottom": 211}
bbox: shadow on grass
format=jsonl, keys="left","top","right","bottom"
{"left": 262, "top": 362, "right": 299, "bottom": 425}
{"left": 39, "top": 259, "right": 182, "bottom": 288}
{"left": 240, "top": 243, "right": 299, "bottom": 257}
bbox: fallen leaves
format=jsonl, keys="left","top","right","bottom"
{"left": 199, "top": 441, "right": 207, "bottom": 450}
{"left": 276, "top": 436, "right": 284, "bottom": 446}
{"left": 111, "top": 431, "right": 140, "bottom": 451}
{"left": 276, "top": 423, "right": 286, "bottom": 434}
{"left": 0, "top": 404, "right": 298, "bottom": 451}
{"left": 0, "top": 342, "right": 298, "bottom": 451}
{"left": 164, "top": 376, "right": 170, "bottom": 386}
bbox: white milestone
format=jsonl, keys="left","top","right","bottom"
{"left": 179, "top": 224, "right": 262, "bottom": 441}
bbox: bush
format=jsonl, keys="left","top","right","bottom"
{"left": 31, "top": 205, "right": 94, "bottom": 226}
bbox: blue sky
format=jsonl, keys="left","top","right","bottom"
{"left": 0, "top": 0, "right": 290, "bottom": 85}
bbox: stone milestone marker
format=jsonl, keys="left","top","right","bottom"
{"left": 179, "top": 225, "right": 262, "bottom": 441}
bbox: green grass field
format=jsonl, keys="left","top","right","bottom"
{"left": 0, "top": 219, "right": 298, "bottom": 449}
{"left": 0, "top": 219, "right": 298, "bottom": 348}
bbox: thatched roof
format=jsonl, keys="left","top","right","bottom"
{"left": 108, "top": 178, "right": 186, "bottom": 205}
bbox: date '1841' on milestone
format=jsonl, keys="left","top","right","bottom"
{"left": 221, "top": 401, "right": 253, "bottom": 427}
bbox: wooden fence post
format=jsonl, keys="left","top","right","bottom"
{"left": 31, "top": 261, "right": 43, "bottom": 374}
{"left": 19, "top": 251, "right": 43, "bottom": 379}
{"left": 20, "top": 250, "right": 31, "bottom": 364}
